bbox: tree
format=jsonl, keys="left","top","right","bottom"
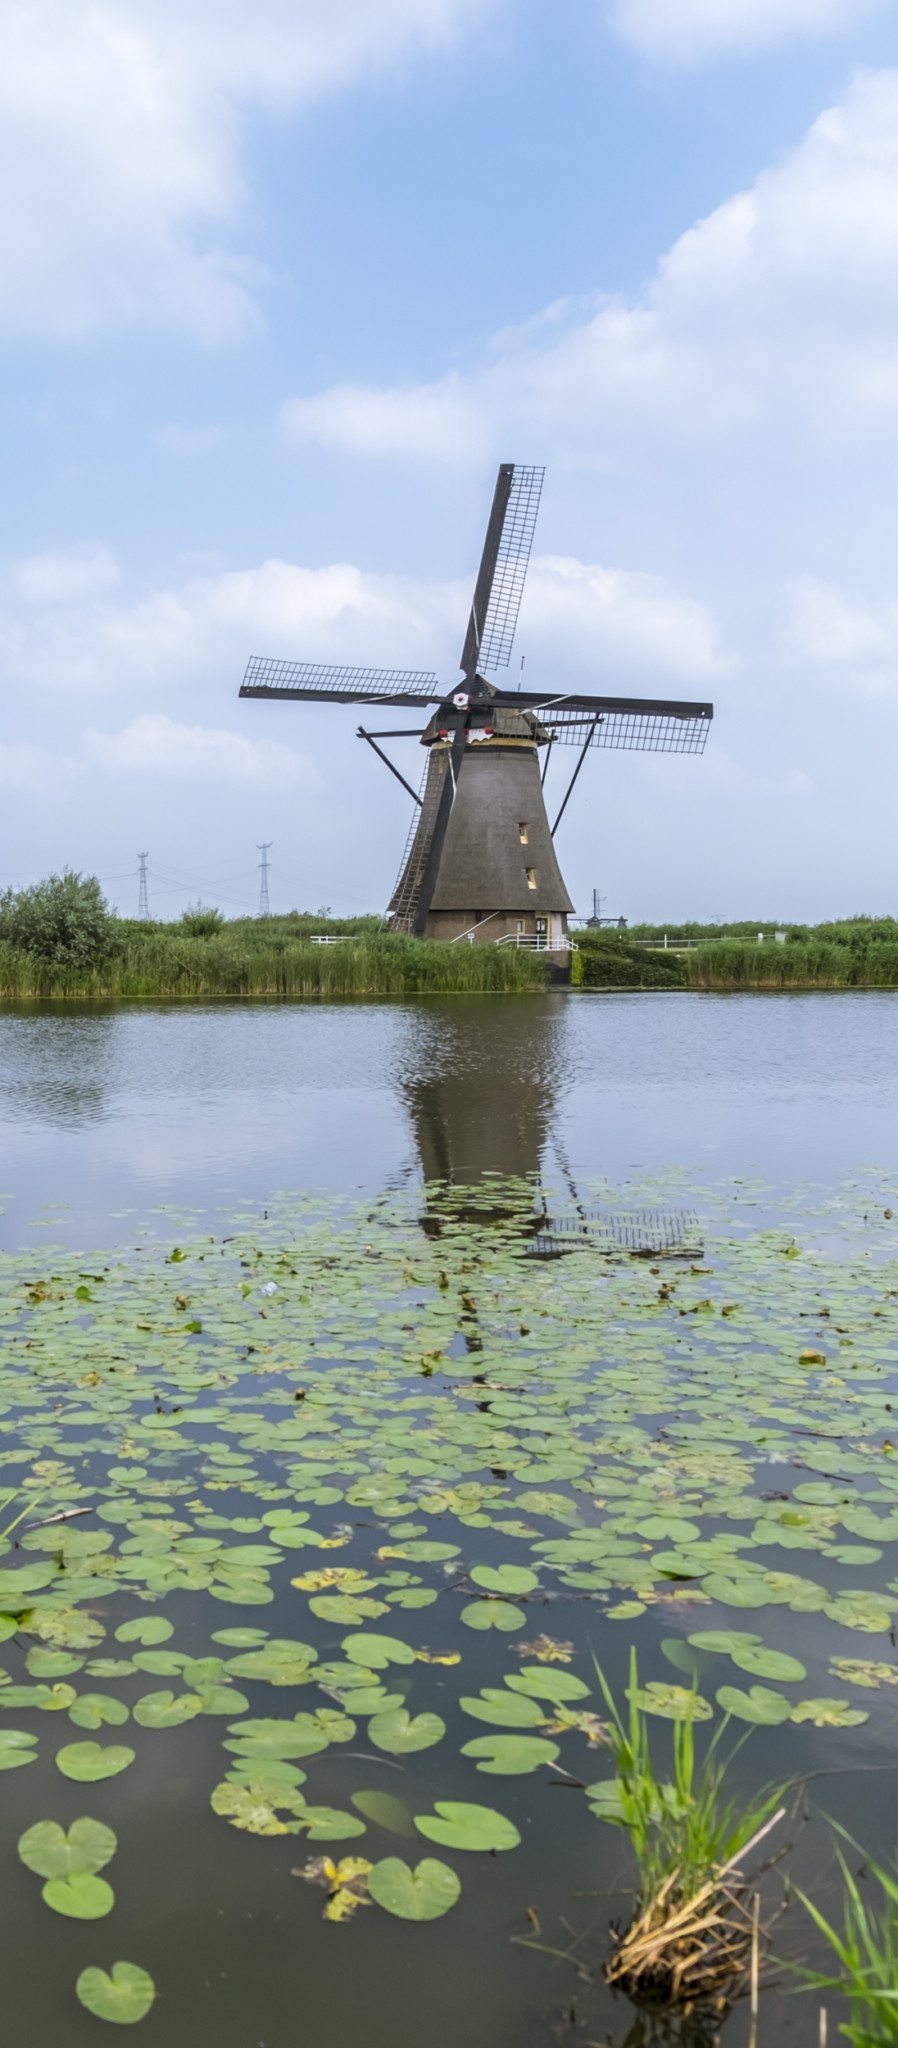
{"left": 0, "top": 871, "right": 113, "bottom": 966}
{"left": 180, "top": 902, "right": 224, "bottom": 936}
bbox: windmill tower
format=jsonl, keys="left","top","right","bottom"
{"left": 238, "top": 465, "right": 713, "bottom": 944}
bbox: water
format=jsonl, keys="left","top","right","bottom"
{"left": 1, "top": 991, "right": 897, "bottom": 2048}
{"left": 1, "top": 992, "right": 896, "bottom": 1248}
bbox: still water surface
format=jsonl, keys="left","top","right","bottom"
{"left": 1, "top": 992, "right": 895, "bottom": 1247}
{"left": 0, "top": 992, "right": 896, "bottom": 2048}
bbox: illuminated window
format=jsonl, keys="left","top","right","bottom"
{"left": 526, "top": 868, "right": 537, "bottom": 890}
{"left": 518, "top": 822, "right": 529, "bottom": 844}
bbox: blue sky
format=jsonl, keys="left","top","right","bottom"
{"left": 3, "top": 0, "right": 898, "bottom": 921}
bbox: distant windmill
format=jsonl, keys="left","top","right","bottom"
{"left": 238, "top": 465, "right": 713, "bottom": 947}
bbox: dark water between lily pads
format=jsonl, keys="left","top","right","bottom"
{"left": 0, "top": 992, "right": 897, "bottom": 2048}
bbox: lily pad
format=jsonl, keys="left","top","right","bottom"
{"left": 729, "top": 1645, "right": 806, "bottom": 1683}
{"left": 368, "top": 1856, "right": 460, "bottom": 1921}
{"left": 414, "top": 1802, "right": 520, "bottom": 1852}
{"left": 368, "top": 1709, "right": 445, "bottom": 1754}
{"left": 19, "top": 1817, "right": 117, "bottom": 1879}
{"left": 56, "top": 1742, "right": 135, "bottom": 1782}
{"left": 790, "top": 1697, "right": 869, "bottom": 1728}
{"left": 0, "top": 1728, "right": 38, "bottom": 1771}
{"left": 133, "top": 1690, "right": 202, "bottom": 1728}
{"left": 469, "top": 1564, "right": 538, "bottom": 1596}
{"left": 43, "top": 1872, "right": 115, "bottom": 1919}
{"left": 69, "top": 1694, "right": 131, "bottom": 1730}
{"left": 75, "top": 1961, "right": 156, "bottom": 2025}
{"left": 350, "top": 1789, "right": 415, "bottom": 1836}
{"left": 460, "top": 1600, "right": 524, "bottom": 1632}
{"left": 716, "top": 1685, "right": 791, "bottom": 1725}
{"left": 342, "top": 1633, "right": 416, "bottom": 1669}
{"left": 460, "top": 1733, "right": 559, "bottom": 1775}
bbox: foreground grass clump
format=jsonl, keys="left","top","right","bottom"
{"left": 801, "top": 1838, "right": 898, "bottom": 2047}
{"left": 593, "top": 1654, "right": 783, "bottom": 2016}
{"left": 0, "top": 927, "right": 547, "bottom": 998}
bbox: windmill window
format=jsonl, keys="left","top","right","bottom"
{"left": 526, "top": 868, "right": 538, "bottom": 890}
{"left": 518, "top": 822, "right": 529, "bottom": 844}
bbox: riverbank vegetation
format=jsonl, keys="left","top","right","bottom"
{"left": 1, "top": 873, "right": 897, "bottom": 996}
{"left": 576, "top": 917, "right": 898, "bottom": 991}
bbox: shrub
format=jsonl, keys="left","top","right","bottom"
{"left": 180, "top": 903, "right": 224, "bottom": 937}
{"left": 0, "top": 870, "right": 112, "bottom": 967}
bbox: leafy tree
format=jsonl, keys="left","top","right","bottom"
{"left": 180, "top": 902, "right": 224, "bottom": 937}
{"left": 0, "top": 870, "right": 113, "bottom": 966}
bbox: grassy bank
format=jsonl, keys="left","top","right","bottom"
{"left": 0, "top": 924, "right": 547, "bottom": 999}
{"left": 577, "top": 923, "right": 898, "bottom": 991}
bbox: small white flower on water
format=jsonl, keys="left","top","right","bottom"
{"left": 259, "top": 1281, "right": 279, "bottom": 1296}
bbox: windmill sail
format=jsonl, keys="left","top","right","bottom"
{"left": 239, "top": 657, "right": 440, "bottom": 706}
{"left": 523, "top": 695, "right": 713, "bottom": 752}
{"left": 460, "top": 463, "right": 544, "bottom": 677}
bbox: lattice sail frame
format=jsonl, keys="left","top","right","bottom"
{"left": 477, "top": 464, "right": 545, "bottom": 671}
{"left": 240, "top": 658, "right": 439, "bottom": 706}
{"left": 532, "top": 701, "right": 713, "bottom": 753}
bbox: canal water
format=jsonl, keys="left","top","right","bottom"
{"left": 0, "top": 991, "right": 896, "bottom": 2048}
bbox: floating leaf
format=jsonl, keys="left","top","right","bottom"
{"left": 368, "top": 1709, "right": 445, "bottom": 1754}
{"left": 133, "top": 1690, "right": 202, "bottom": 1729}
{"left": 790, "top": 1697, "right": 869, "bottom": 1728}
{"left": 56, "top": 1743, "right": 135, "bottom": 1782}
{"left": 342, "top": 1633, "right": 416, "bottom": 1670}
{"left": 43, "top": 1872, "right": 115, "bottom": 1919}
{"left": 69, "top": 1694, "right": 131, "bottom": 1730}
{"left": 469, "top": 1564, "right": 538, "bottom": 1596}
{"left": 115, "top": 1618, "right": 173, "bottom": 1646}
{"left": 729, "top": 1645, "right": 806, "bottom": 1683}
{"left": 211, "top": 1782, "right": 292, "bottom": 1835}
{"left": 19, "top": 1817, "right": 117, "bottom": 1879}
{"left": 0, "top": 1729, "right": 38, "bottom": 1771}
{"left": 368, "top": 1856, "right": 460, "bottom": 1921}
{"left": 460, "top": 1689, "right": 546, "bottom": 1729}
{"left": 460, "top": 1733, "right": 559, "bottom": 1775}
{"left": 715, "top": 1685, "right": 790, "bottom": 1726}
{"left": 461, "top": 1601, "right": 524, "bottom": 1632}
{"left": 414, "top": 1802, "right": 520, "bottom": 1852}
{"left": 350, "top": 1789, "right": 415, "bottom": 1836}
{"left": 633, "top": 1683, "right": 712, "bottom": 1722}
{"left": 75, "top": 1962, "right": 156, "bottom": 2025}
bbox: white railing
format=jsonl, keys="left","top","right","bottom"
{"left": 495, "top": 934, "right": 578, "bottom": 952}
{"left": 309, "top": 934, "right": 348, "bottom": 945}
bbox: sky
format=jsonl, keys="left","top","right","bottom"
{"left": 3, "top": 0, "right": 898, "bottom": 923}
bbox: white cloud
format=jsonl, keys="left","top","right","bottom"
{"left": 283, "top": 71, "right": 898, "bottom": 467}
{"left": 11, "top": 544, "right": 121, "bottom": 604}
{"left": 782, "top": 576, "right": 898, "bottom": 693}
{"left": 0, "top": 545, "right": 725, "bottom": 701}
{"left": 83, "top": 713, "right": 313, "bottom": 788}
{"left": 521, "top": 556, "right": 726, "bottom": 682}
{"left": 0, "top": 0, "right": 493, "bottom": 341}
{"left": 609, "top": 0, "right": 880, "bottom": 63}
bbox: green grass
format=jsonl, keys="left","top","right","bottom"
{"left": 800, "top": 1836, "right": 898, "bottom": 2047}
{"left": 0, "top": 929, "right": 548, "bottom": 1000}
{"left": 592, "top": 1650, "right": 782, "bottom": 1903}
{"left": 575, "top": 926, "right": 898, "bottom": 991}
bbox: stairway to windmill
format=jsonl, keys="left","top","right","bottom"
{"left": 238, "top": 465, "right": 713, "bottom": 953}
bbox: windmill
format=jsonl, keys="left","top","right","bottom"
{"left": 238, "top": 464, "right": 713, "bottom": 946}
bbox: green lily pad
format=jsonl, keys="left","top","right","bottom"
{"left": 716, "top": 1685, "right": 790, "bottom": 1725}
{"left": 634, "top": 1683, "right": 712, "bottom": 1721}
{"left": 115, "top": 1618, "right": 173, "bottom": 1646}
{"left": 460, "top": 1600, "right": 524, "bottom": 1632}
{"left": 729, "top": 1645, "right": 807, "bottom": 1683}
{"left": 0, "top": 1728, "right": 38, "bottom": 1771}
{"left": 368, "top": 1709, "right": 445, "bottom": 1754}
{"left": 76, "top": 1961, "right": 156, "bottom": 2025}
{"left": 210, "top": 1781, "right": 292, "bottom": 1835}
{"left": 506, "top": 1668, "right": 590, "bottom": 1704}
{"left": 368, "top": 1856, "right": 460, "bottom": 1921}
{"left": 469, "top": 1564, "right": 538, "bottom": 1596}
{"left": 460, "top": 1689, "right": 547, "bottom": 1728}
{"left": 19, "top": 1817, "right": 117, "bottom": 1878}
{"left": 69, "top": 1694, "right": 131, "bottom": 1730}
{"left": 342, "top": 1633, "right": 416, "bottom": 1669}
{"left": 133, "top": 1690, "right": 202, "bottom": 1728}
{"left": 414, "top": 1802, "right": 520, "bottom": 1851}
{"left": 460, "top": 1733, "right": 559, "bottom": 1774}
{"left": 56, "top": 1742, "right": 135, "bottom": 1782}
{"left": 43, "top": 1872, "right": 115, "bottom": 1919}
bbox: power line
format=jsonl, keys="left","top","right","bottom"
{"left": 257, "top": 842, "right": 272, "bottom": 918}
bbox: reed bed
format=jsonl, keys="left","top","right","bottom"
{"left": 0, "top": 932, "right": 547, "bottom": 1000}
